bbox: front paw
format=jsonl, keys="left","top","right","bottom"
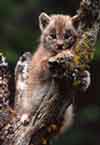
{"left": 48, "top": 51, "right": 73, "bottom": 78}
{"left": 80, "top": 70, "right": 91, "bottom": 91}
{"left": 48, "top": 55, "right": 65, "bottom": 78}
{"left": 72, "top": 70, "right": 91, "bottom": 91}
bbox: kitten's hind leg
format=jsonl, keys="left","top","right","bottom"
{"left": 15, "top": 52, "right": 32, "bottom": 115}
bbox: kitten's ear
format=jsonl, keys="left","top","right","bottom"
{"left": 72, "top": 15, "right": 80, "bottom": 28}
{"left": 39, "top": 12, "right": 50, "bottom": 31}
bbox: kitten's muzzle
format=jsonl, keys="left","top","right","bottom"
{"left": 57, "top": 45, "right": 64, "bottom": 50}
{"left": 57, "top": 42, "right": 64, "bottom": 50}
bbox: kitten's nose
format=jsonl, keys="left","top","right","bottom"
{"left": 57, "top": 41, "right": 64, "bottom": 50}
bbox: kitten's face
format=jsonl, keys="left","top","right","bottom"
{"left": 39, "top": 13, "right": 79, "bottom": 53}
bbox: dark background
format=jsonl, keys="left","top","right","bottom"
{"left": 0, "top": 0, "right": 100, "bottom": 145}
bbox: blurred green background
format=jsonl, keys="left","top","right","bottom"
{"left": 0, "top": 0, "right": 100, "bottom": 145}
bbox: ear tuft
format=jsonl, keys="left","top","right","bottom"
{"left": 39, "top": 12, "right": 50, "bottom": 31}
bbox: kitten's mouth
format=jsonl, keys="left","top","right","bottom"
{"left": 52, "top": 38, "right": 77, "bottom": 54}
{"left": 56, "top": 42, "right": 75, "bottom": 52}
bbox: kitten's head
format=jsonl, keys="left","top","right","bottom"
{"left": 39, "top": 12, "right": 80, "bottom": 53}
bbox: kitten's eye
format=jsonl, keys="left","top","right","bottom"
{"left": 50, "top": 33, "right": 56, "bottom": 39}
{"left": 64, "top": 30, "right": 71, "bottom": 39}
